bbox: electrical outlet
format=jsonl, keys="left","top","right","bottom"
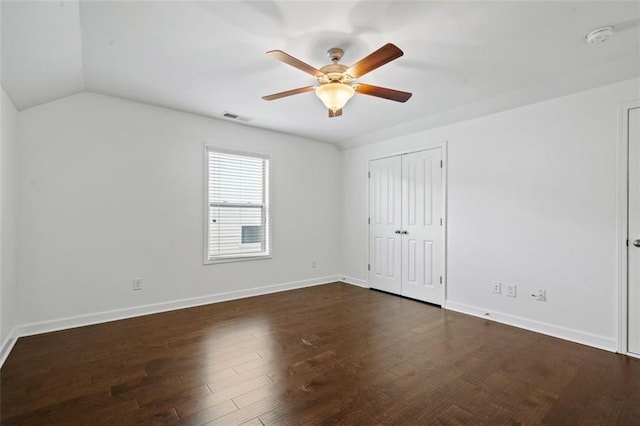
{"left": 506, "top": 284, "right": 517, "bottom": 297}
{"left": 533, "top": 289, "right": 546, "bottom": 301}
{"left": 491, "top": 282, "right": 502, "bottom": 294}
{"left": 132, "top": 277, "right": 143, "bottom": 291}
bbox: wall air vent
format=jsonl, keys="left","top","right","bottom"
{"left": 222, "top": 112, "right": 253, "bottom": 122}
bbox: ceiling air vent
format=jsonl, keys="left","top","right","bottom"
{"left": 222, "top": 112, "right": 253, "bottom": 122}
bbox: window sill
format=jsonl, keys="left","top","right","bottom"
{"left": 203, "top": 255, "right": 272, "bottom": 265}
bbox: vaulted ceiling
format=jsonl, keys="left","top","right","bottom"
{"left": 2, "top": 1, "right": 639, "bottom": 149}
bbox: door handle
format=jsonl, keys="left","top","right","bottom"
{"left": 401, "top": 230, "right": 408, "bottom": 235}
{"left": 634, "top": 239, "right": 640, "bottom": 248}
{"left": 394, "top": 230, "right": 401, "bottom": 234}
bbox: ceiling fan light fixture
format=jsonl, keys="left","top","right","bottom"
{"left": 263, "top": 43, "right": 411, "bottom": 117}
{"left": 315, "top": 83, "right": 355, "bottom": 112}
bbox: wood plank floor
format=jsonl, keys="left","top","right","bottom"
{"left": 2, "top": 282, "right": 640, "bottom": 425}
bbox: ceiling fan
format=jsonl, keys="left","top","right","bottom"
{"left": 262, "top": 43, "right": 412, "bottom": 117}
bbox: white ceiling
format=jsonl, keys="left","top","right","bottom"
{"left": 2, "top": 1, "right": 640, "bottom": 150}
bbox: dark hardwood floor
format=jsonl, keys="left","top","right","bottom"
{"left": 2, "top": 282, "right": 640, "bottom": 425}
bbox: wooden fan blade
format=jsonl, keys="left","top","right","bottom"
{"left": 328, "top": 108, "right": 343, "bottom": 118}
{"left": 345, "top": 43, "right": 404, "bottom": 78}
{"left": 354, "top": 83, "right": 412, "bottom": 102}
{"left": 266, "top": 50, "right": 324, "bottom": 77}
{"left": 262, "top": 86, "right": 315, "bottom": 101}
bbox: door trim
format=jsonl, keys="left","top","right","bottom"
{"left": 367, "top": 141, "right": 448, "bottom": 306}
{"left": 617, "top": 100, "right": 640, "bottom": 355}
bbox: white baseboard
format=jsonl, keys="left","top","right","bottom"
{"left": 340, "top": 276, "right": 369, "bottom": 288}
{"left": 0, "top": 327, "right": 19, "bottom": 367}
{"left": 445, "top": 300, "right": 617, "bottom": 352}
{"left": 14, "top": 275, "right": 342, "bottom": 340}
{"left": 5, "top": 279, "right": 619, "bottom": 369}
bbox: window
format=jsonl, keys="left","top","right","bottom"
{"left": 204, "top": 148, "right": 270, "bottom": 263}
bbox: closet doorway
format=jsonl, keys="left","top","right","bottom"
{"left": 368, "top": 147, "right": 446, "bottom": 305}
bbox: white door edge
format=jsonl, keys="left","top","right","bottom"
{"left": 617, "top": 100, "right": 640, "bottom": 355}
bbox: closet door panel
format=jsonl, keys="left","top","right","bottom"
{"left": 369, "top": 156, "right": 402, "bottom": 294}
{"left": 401, "top": 148, "right": 443, "bottom": 304}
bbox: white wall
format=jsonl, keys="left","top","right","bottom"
{"left": 12, "top": 77, "right": 640, "bottom": 353}
{"left": 1, "top": 88, "right": 19, "bottom": 351}
{"left": 18, "top": 92, "right": 341, "bottom": 327}
{"left": 341, "top": 78, "right": 640, "bottom": 351}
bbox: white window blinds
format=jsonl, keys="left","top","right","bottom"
{"left": 206, "top": 149, "right": 270, "bottom": 262}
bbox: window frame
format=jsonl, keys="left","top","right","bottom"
{"left": 203, "top": 144, "right": 272, "bottom": 265}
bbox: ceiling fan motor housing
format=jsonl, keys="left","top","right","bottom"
{"left": 318, "top": 63, "right": 353, "bottom": 84}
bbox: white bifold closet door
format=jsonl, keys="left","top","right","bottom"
{"left": 369, "top": 148, "right": 444, "bottom": 305}
{"left": 368, "top": 155, "right": 403, "bottom": 295}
